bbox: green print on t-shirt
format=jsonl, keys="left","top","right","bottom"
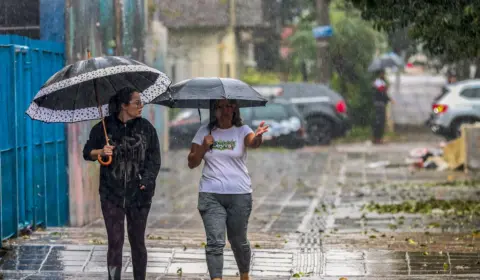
{"left": 212, "top": 140, "right": 236, "bottom": 151}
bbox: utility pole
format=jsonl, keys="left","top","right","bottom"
{"left": 229, "top": 0, "right": 237, "bottom": 78}
{"left": 387, "top": 50, "right": 405, "bottom": 133}
{"left": 315, "top": 0, "right": 331, "bottom": 84}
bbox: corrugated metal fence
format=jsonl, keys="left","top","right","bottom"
{"left": 0, "top": 35, "right": 68, "bottom": 240}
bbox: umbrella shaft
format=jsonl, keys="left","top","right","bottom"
{"left": 94, "top": 79, "right": 109, "bottom": 145}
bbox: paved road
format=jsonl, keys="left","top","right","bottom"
{"left": 1, "top": 142, "right": 479, "bottom": 279}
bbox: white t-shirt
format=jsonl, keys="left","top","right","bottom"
{"left": 192, "top": 124, "right": 254, "bottom": 194}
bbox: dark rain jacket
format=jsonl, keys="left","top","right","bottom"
{"left": 83, "top": 115, "right": 161, "bottom": 207}
{"left": 372, "top": 78, "right": 391, "bottom": 105}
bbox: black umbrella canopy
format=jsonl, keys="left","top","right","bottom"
{"left": 26, "top": 56, "right": 171, "bottom": 123}
{"left": 368, "top": 52, "right": 404, "bottom": 72}
{"left": 153, "top": 77, "right": 268, "bottom": 109}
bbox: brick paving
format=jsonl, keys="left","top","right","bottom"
{"left": 1, "top": 142, "right": 480, "bottom": 279}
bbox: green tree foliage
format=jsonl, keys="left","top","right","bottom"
{"left": 288, "top": 0, "right": 387, "bottom": 126}
{"left": 241, "top": 68, "right": 280, "bottom": 85}
{"left": 347, "top": 0, "right": 480, "bottom": 60}
{"left": 330, "top": 6, "right": 385, "bottom": 125}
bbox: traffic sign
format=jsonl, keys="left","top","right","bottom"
{"left": 312, "top": 25, "right": 333, "bottom": 39}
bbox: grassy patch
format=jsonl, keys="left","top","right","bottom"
{"left": 357, "top": 179, "right": 480, "bottom": 188}
{"left": 361, "top": 199, "right": 480, "bottom": 216}
{"left": 420, "top": 179, "right": 480, "bottom": 187}
{"left": 334, "top": 126, "right": 403, "bottom": 144}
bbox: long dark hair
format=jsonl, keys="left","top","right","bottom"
{"left": 207, "top": 99, "right": 243, "bottom": 131}
{"left": 108, "top": 87, "right": 137, "bottom": 114}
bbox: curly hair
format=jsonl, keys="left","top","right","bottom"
{"left": 207, "top": 99, "right": 243, "bottom": 131}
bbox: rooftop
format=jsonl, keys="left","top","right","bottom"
{"left": 156, "top": 0, "right": 273, "bottom": 29}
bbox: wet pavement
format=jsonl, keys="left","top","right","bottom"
{"left": 1, "top": 142, "right": 479, "bottom": 279}
{"left": 1, "top": 245, "right": 479, "bottom": 279}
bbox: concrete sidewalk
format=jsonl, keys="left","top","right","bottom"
{"left": 1, "top": 143, "right": 479, "bottom": 279}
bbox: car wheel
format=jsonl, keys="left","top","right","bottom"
{"left": 306, "top": 116, "right": 333, "bottom": 145}
{"left": 449, "top": 118, "right": 476, "bottom": 140}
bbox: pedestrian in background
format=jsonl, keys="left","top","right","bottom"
{"left": 187, "top": 99, "right": 269, "bottom": 280}
{"left": 83, "top": 87, "right": 161, "bottom": 280}
{"left": 372, "top": 70, "right": 394, "bottom": 144}
{"left": 447, "top": 70, "right": 457, "bottom": 84}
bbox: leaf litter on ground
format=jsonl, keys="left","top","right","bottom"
{"left": 362, "top": 199, "right": 480, "bottom": 217}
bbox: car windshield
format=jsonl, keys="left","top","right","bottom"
{"left": 173, "top": 109, "right": 209, "bottom": 122}
{"left": 253, "top": 104, "right": 289, "bottom": 120}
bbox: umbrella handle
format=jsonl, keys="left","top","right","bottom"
{"left": 96, "top": 115, "right": 113, "bottom": 166}
{"left": 97, "top": 154, "right": 112, "bottom": 166}
{"left": 92, "top": 75, "right": 113, "bottom": 166}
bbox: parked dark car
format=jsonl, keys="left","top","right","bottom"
{"left": 169, "top": 100, "right": 308, "bottom": 150}
{"left": 253, "top": 83, "right": 351, "bottom": 145}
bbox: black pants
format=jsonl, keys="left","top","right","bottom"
{"left": 101, "top": 199, "right": 151, "bottom": 280}
{"left": 372, "top": 103, "right": 386, "bottom": 141}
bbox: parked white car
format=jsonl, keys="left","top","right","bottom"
{"left": 427, "top": 79, "right": 480, "bottom": 140}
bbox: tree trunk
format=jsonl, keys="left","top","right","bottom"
{"left": 456, "top": 60, "right": 470, "bottom": 81}
{"left": 340, "top": 78, "right": 347, "bottom": 96}
{"left": 462, "top": 60, "right": 471, "bottom": 80}
{"left": 315, "top": 0, "right": 331, "bottom": 84}
{"left": 475, "top": 58, "right": 480, "bottom": 79}
{"left": 114, "top": 0, "right": 123, "bottom": 56}
{"left": 301, "top": 61, "right": 308, "bottom": 82}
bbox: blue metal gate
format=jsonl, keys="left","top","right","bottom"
{"left": 0, "top": 35, "right": 68, "bottom": 240}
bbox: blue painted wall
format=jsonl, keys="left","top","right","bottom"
{"left": 0, "top": 35, "right": 67, "bottom": 241}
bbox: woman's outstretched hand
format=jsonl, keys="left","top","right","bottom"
{"left": 255, "top": 121, "right": 269, "bottom": 137}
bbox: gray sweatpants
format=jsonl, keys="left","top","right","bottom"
{"left": 197, "top": 192, "right": 253, "bottom": 279}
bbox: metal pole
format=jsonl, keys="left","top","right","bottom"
{"left": 315, "top": 0, "right": 331, "bottom": 84}
{"left": 387, "top": 50, "right": 406, "bottom": 133}
{"left": 25, "top": 47, "right": 34, "bottom": 229}
{"left": 12, "top": 46, "right": 22, "bottom": 238}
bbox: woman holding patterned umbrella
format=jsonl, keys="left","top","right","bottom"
{"left": 83, "top": 87, "right": 161, "bottom": 280}
{"left": 26, "top": 54, "right": 171, "bottom": 280}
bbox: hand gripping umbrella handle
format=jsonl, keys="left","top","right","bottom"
{"left": 97, "top": 118, "right": 113, "bottom": 166}
{"left": 88, "top": 48, "right": 113, "bottom": 167}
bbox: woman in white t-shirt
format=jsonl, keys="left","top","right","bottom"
{"left": 188, "top": 99, "right": 268, "bottom": 280}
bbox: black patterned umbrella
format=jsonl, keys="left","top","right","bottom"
{"left": 26, "top": 55, "right": 171, "bottom": 122}
{"left": 26, "top": 53, "right": 171, "bottom": 165}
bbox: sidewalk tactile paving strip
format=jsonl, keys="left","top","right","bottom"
{"left": 293, "top": 249, "right": 322, "bottom": 275}
{"left": 2, "top": 147, "right": 480, "bottom": 279}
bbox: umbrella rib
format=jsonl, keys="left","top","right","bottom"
{"left": 70, "top": 83, "right": 82, "bottom": 122}
{"left": 135, "top": 72, "right": 157, "bottom": 83}
{"left": 102, "top": 76, "right": 118, "bottom": 104}
{"left": 47, "top": 88, "right": 61, "bottom": 123}
{"left": 124, "top": 73, "right": 142, "bottom": 92}
{"left": 218, "top": 77, "right": 227, "bottom": 99}
{"left": 124, "top": 72, "right": 153, "bottom": 92}
{"left": 112, "top": 72, "right": 140, "bottom": 92}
